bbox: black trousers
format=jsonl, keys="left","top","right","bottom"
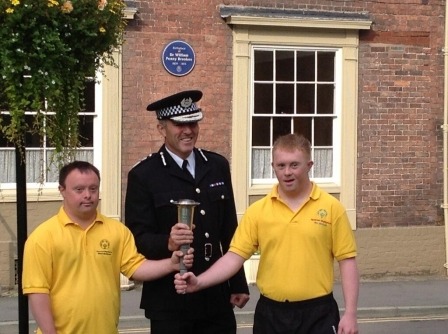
{"left": 253, "top": 293, "right": 340, "bottom": 334}
{"left": 149, "top": 308, "right": 237, "bottom": 334}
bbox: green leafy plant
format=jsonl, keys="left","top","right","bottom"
{"left": 0, "top": 0, "right": 126, "bottom": 161}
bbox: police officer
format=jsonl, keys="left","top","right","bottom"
{"left": 125, "top": 90, "right": 250, "bottom": 334}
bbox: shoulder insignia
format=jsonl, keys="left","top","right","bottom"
{"left": 197, "top": 148, "right": 209, "bottom": 162}
{"left": 131, "top": 153, "right": 153, "bottom": 169}
{"left": 159, "top": 151, "right": 167, "bottom": 166}
{"left": 198, "top": 148, "right": 227, "bottom": 161}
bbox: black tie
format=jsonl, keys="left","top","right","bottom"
{"left": 182, "top": 160, "right": 193, "bottom": 178}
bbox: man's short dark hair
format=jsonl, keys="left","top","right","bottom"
{"left": 59, "top": 161, "right": 100, "bottom": 187}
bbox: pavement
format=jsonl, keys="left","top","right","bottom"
{"left": 1, "top": 276, "right": 447, "bottom": 333}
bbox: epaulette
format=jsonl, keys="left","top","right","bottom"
{"left": 131, "top": 153, "right": 154, "bottom": 169}
{"left": 197, "top": 148, "right": 209, "bottom": 162}
{"left": 159, "top": 151, "right": 167, "bottom": 166}
{"left": 197, "top": 148, "right": 227, "bottom": 161}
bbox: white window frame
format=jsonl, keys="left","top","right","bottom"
{"left": 249, "top": 45, "right": 343, "bottom": 186}
{"left": 224, "top": 10, "right": 371, "bottom": 229}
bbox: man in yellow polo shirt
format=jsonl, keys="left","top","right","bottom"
{"left": 23, "top": 161, "right": 194, "bottom": 334}
{"left": 174, "top": 133, "right": 360, "bottom": 334}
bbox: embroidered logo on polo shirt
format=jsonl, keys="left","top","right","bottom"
{"left": 317, "top": 209, "right": 327, "bottom": 219}
{"left": 312, "top": 209, "right": 330, "bottom": 226}
{"left": 100, "top": 239, "right": 110, "bottom": 249}
{"left": 97, "top": 239, "right": 112, "bottom": 255}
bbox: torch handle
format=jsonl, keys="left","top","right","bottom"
{"left": 179, "top": 244, "right": 189, "bottom": 274}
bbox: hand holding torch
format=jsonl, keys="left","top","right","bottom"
{"left": 173, "top": 199, "right": 199, "bottom": 274}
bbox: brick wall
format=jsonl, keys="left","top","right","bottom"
{"left": 357, "top": 2, "right": 445, "bottom": 227}
{"left": 121, "top": 1, "right": 234, "bottom": 188}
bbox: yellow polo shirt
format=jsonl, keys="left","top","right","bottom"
{"left": 23, "top": 207, "right": 146, "bottom": 334}
{"left": 230, "top": 183, "right": 357, "bottom": 302}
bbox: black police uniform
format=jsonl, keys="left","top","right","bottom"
{"left": 124, "top": 145, "right": 249, "bottom": 329}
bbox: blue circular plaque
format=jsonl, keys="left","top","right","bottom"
{"left": 162, "top": 40, "right": 196, "bottom": 77}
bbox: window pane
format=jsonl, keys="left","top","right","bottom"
{"left": 45, "top": 150, "right": 60, "bottom": 183}
{"left": 296, "top": 51, "right": 315, "bottom": 81}
{"left": 276, "top": 84, "right": 294, "bottom": 114}
{"left": 254, "top": 83, "right": 273, "bottom": 114}
{"left": 252, "top": 148, "right": 271, "bottom": 179}
{"left": 254, "top": 50, "right": 273, "bottom": 81}
{"left": 0, "top": 149, "right": 15, "bottom": 182}
{"left": 26, "top": 150, "right": 44, "bottom": 183}
{"left": 0, "top": 115, "right": 12, "bottom": 147}
{"left": 83, "top": 79, "right": 96, "bottom": 113}
{"left": 276, "top": 50, "right": 294, "bottom": 81}
{"left": 317, "top": 52, "right": 335, "bottom": 81}
{"left": 314, "top": 117, "right": 333, "bottom": 146}
{"left": 79, "top": 115, "right": 94, "bottom": 147}
{"left": 313, "top": 148, "right": 333, "bottom": 178}
{"left": 293, "top": 117, "right": 312, "bottom": 140}
{"left": 296, "top": 84, "right": 314, "bottom": 114}
{"left": 272, "top": 117, "right": 292, "bottom": 142}
{"left": 44, "top": 114, "right": 58, "bottom": 147}
{"left": 316, "top": 84, "right": 334, "bottom": 115}
{"left": 74, "top": 149, "right": 94, "bottom": 163}
{"left": 252, "top": 117, "right": 271, "bottom": 146}
{"left": 25, "top": 115, "right": 41, "bottom": 148}
{"left": 0, "top": 115, "right": 41, "bottom": 147}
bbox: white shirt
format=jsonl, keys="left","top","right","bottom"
{"left": 165, "top": 147, "right": 196, "bottom": 178}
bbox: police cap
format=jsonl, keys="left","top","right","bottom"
{"left": 147, "top": 90, "right": 203, "bottom": 123}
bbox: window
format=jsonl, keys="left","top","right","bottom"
{"left": 220, "top": 6, "right": 371, "bottom": 228}
{"left": 251, "top": 47, "right": 339, "bottom": 184}
{"left": 0, "top": 78, "right": 100, "bottom": 188}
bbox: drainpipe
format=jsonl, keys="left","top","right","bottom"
{"left": 443, "top": 1, "right": 448, "bottom": 276}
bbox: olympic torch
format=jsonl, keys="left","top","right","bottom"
{"left": 173, "top": 199, "right": 200, "bottom": 274}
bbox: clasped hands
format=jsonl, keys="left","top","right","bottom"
{"left": 173, "top": 271, "right": 249, "bottom": 308}
{"left": 169, "top": 222, "right": 250, "bottom": 309}
{"left": 169, "top": 222, "right": 195, "bottom": 270}
{"left": 170, "top": 223, "right": 199, "bottom": 293}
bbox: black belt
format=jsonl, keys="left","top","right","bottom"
{"left": 259, "top": 292, "right": 334, "bottom": 309}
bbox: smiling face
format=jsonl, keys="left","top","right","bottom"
{"left": 157, "top": 120, "right": 199, "bottom": 159}
{"left": 59, "top": 168, "right": 100, "bottom": 225}
{"left": 272, "top": 147, "right": 313, "bottom": 196}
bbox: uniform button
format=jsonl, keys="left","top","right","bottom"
{"left": 205, "top": 232, "right": 209, "bottom": 238}
{"left": 221, "top": 195, "right": 225, "bottom": 199}
{"left": 170, "top": 199, "right": 174, "bottom": 203}
{"left": 200, "top": 210, "right": 205, "bottom": 215}
{"left": 196, "top": 188, "right": 201, "bottom": 193}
